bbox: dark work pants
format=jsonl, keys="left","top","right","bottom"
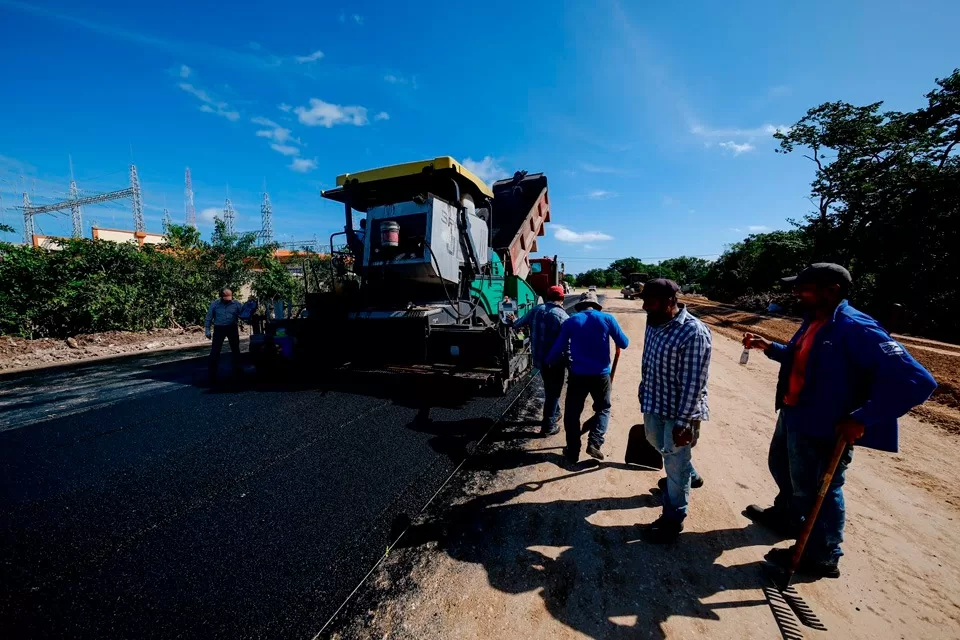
{"left": 209, "top": 324, "right": 241, "bottom": 381}
{"left": 768, "top": 408, "right": 853, "bottom": 562}
{"left": 563, "top": 373, "right": 612, "bottom": 457}
{"left": 540, "top": 364, "right": 566, "bottom": 431}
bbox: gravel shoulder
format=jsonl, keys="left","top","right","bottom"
{"left": 331, "top": 296, "right": 960, "bottom": 639}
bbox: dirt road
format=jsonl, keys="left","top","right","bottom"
{"left": 334, "top": 296, "right": 960, "bottom": 639}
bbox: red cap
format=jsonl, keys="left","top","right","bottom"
{"left": 547, "top": 285, "right": 565, "bottom": 300}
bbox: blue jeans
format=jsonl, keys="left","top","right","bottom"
{"left": 644, "top": 414, "right": 695, "bottom": 522}
{"left": 564, "top": 373, "right": 611, "bottom": 454}
{"left": 769, "top": 409, "right": 853, "bottom": 562}
{"left": 540, "top": 364, "right": 566, "bottom": 430}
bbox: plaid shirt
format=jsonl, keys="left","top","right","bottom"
{"left": 639, "top": 305, "right": 712, "bottom": 427}
{"left": 513, "top": 302, "right": 569, "bottom": 370}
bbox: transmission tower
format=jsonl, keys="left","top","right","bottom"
{"left": 130, "top": 164, "right": 144, "bottom": 232}
{"left": 19, "top": 166, "right": 143, "bottom": 243}
{"left": 223, "top": 197, "right": 235, "bottom": 235}
{"left": 68, "top": 156, "right": 83, "bottom": 238}
{"left": 184, "top": 168, "right": 196, "bottom": 227}
{"left": 22, "top": 192, "right": 34, "bottom": 243}
{"left": 260, "top": 190, "right": 273, "bottom": 244}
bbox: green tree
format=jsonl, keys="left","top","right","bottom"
{"left": 657, "top": 256, "right": 711, "bottom": 286}
{"left": 774, "top": 68, "right": 960, "bottom": 338}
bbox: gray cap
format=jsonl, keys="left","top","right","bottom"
{"left": 782, "top": 263, "right": 852, "bottom": 288}
{"left": 576, "top": 290, "right": 602, "bottom": 311}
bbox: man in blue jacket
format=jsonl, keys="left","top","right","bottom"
{"left": 547, "top": 291, "right": 629, "bottom": 463}
{"left": 743, "top": 263, "right": 936, "bottom": 578}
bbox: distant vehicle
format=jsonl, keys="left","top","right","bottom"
{"left": 588, "top": 285, "right": 597, "bottom": 292}
{"left": 620, "top": 272, "right": 649, "bottom": 300}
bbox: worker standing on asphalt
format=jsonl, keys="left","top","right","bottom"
{"left": 205, "top": 288, "right": 244, "bottom": 384}
{"left": 510, "top": 285, "right": 569, "bottom": 436}
{"left": 638, "top": 279, "right": 712, "bottom": 543}
{"left": 743, "top": 263, "right": 936, "bottom": 578}
{"left": 546, "top": 290, "right": 629, "bottom": 463}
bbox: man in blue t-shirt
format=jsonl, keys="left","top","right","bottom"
{"left": 547, "top": 291, "right": 629, "bottom": 462}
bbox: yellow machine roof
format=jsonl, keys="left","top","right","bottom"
{"left": 334, "top": 156, "right": 494, "bottom": 199}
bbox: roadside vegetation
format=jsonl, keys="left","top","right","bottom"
{"left": 0, "top": 220, "right": 306, "bottom": 339}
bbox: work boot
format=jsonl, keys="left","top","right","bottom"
{"left": 562, "top": 447, "right": 579, "bottom": 464}
{"left": 765, "top": 546, "right": 840, "bottom": 579}
{"left": 641, "top": 516, "right": 684, "bottom": 544}
{"left": 540, "top": 424, "right": 561, "bottom": 437}
{"left": 744, "top": 505, "right": 796, "bottom": 538}
{"left": 658, "top": 475, "right": 704, "bottom": 492}
{"left": 586, "top": 443, "right": 605, "bottom": 460}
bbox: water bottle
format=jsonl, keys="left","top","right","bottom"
{"left": 739, "top": 349, "right": 750, "bottom": 365}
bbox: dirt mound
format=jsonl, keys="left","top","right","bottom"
{"left": 0, "top": 328, "right": 208, "bottom": 373}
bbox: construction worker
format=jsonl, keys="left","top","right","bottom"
{"left": 205, "top": 288, "right": 244, "bottom": 384}
{"left": 638, "top": 278, "right": 712, "bottom": 543}
{"left": 546, "top": 290, "right": 629, "bottom": 462}
{"left": 510, "top": 285, "right": 570, "bottom": 436}
{"left": 743, "top": 263, "right": 936, "bottom": 578}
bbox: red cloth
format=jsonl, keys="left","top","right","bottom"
{"left": 783, "top": 318, "right": 827, "bottom": 407}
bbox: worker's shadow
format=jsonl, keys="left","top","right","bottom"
{"left": 396, "top": 469, "right": 794, "bottom": 639}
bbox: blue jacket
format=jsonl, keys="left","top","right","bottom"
{"left": 766, "top": 300, "right": 936, "bottom": 452}
{"left": 547, "top": 309, "right": 629, "bottom": 376}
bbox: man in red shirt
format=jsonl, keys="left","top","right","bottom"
{"left": 742, "top": 263, "right": 935, "bottom": 579}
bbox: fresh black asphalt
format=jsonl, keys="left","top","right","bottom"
{"left": 0, "top": 294, "right": 593, "bottom": 639}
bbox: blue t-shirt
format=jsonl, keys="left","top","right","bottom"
{"left": 547, "top": 309, "right": 629, "bottom": 375}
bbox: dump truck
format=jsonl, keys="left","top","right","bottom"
{"left": 252, "top": 157, "right": 554, "bottom": 394}
{"left": 526, "top": 255, "right": 564, "bottom": 300}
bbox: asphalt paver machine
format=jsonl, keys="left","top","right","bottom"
{"left": 316, "top": 157, "right": 553, "bottom": 393}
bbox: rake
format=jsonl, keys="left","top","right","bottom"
{"left": 763, "top": 435, "right": 847, "bottom": 637}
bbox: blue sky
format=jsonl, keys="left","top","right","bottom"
{"left": 1, "top": 0, "right": 958, "bottom": 272}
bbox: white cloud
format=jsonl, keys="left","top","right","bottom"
{"left": 719, "top": 141, "right": 755, "bottom": 155}
{"left": 179, "top": 64, "right": 192, "bottom": 78}
{"left": 278, "top": 103, "right": 293, "bottom": 112}
{"left": 553, "top": 225, "right": 613, "bottom": 243}
{"left": 198, "top": 207, "right": 221, "bottom": 223}
{"left": 691, "top": 123, "right": 790, "bottom": 138}
{"left": 339, "top": 12, "right": 346, "bottom": 23}
{"left": 353, "top": 14, "right": 364, "bottom": 25}
{"left": 587, "top": 190, "right": 615, "bottom": 200}
{"left": 295, "top": 98, "right": 369, "bottom": 127}
{"left": 290, "top": 157, "right": 318, "bottom": 173}
{"left": 462, "top": 156, "right": 509, "bottom": 185}
{"left": 581, "top": 163, "right": 627, "bottom": 174}
{"left": 252, "top": 116, "right": 294, "bottom": 143}
{"left": 271, "top": 143, "right": 300, "bottom": 157}
{"left": 295, "top": 49, "right": 325, "bottom": 63}
{"left": 374, "top": 111, "right": 390, "bottom": 121}
{"left": 179, "top": 82, "right": 239, "bottom": 121}
{"left": 748, "top": 225, "right": 772, "bottom": 232}
{"left": 251, "top": 116, "right": 279, "bottom": 127}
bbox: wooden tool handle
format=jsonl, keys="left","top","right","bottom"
{"left": 610, "top": 347, "right": 622, "bottom": 383}
{"left": 787, "top": 436, "right": 848, "bottom": 579}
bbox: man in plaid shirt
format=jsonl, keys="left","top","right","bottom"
{"left": 511, "top": 285, "right": 569, "bottom": 436}
{"left": 638, "top": 279, "right": 712, "bottom": 543}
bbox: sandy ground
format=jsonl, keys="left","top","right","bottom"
{"left": 335, "top": 295, "right": 960, "bottom": 640}
{"left": 0, "top": 326, "right": 211, "bottom": 373}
